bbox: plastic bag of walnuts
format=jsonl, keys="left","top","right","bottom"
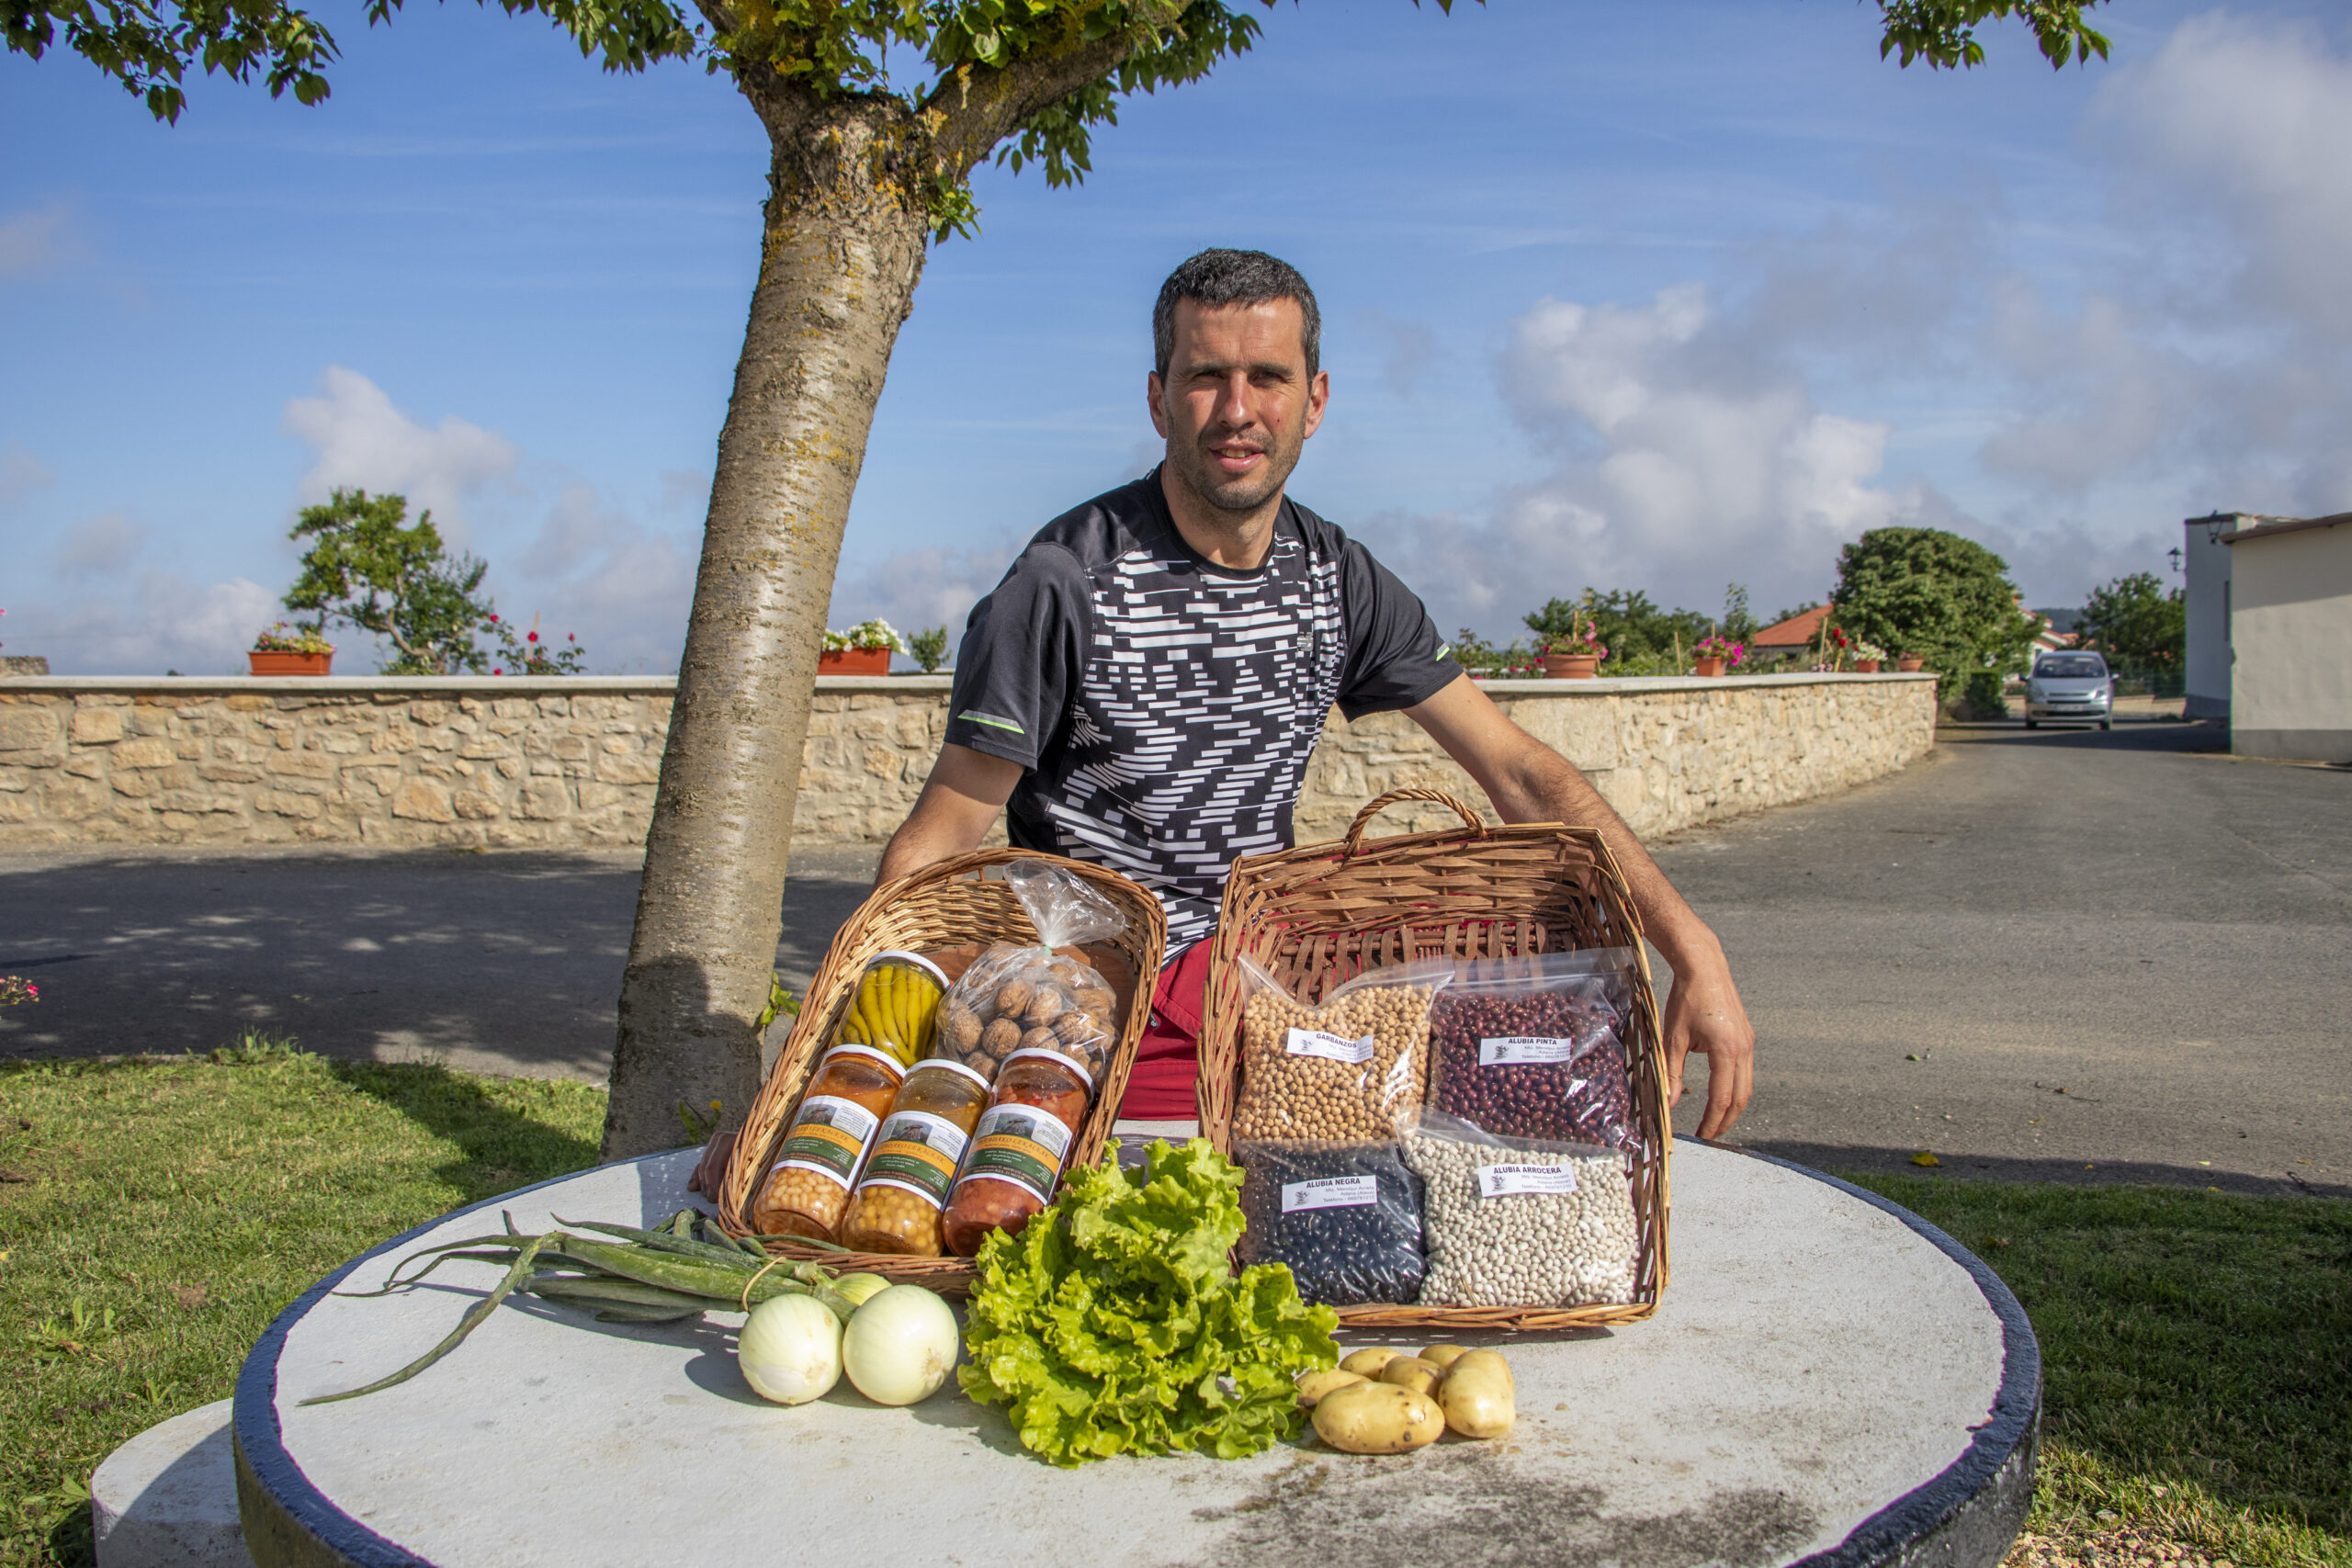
{"left": 1230, "top": 956, "right": 1453, "bottom": 1142}
{"left": 930, "top": 860, "right": 1126, "bottom": 1083}
{"left": 1425, "top": 949, "right": 1643, "bottom": 1154}
{"left": 1399, "top": 1108, "right": 1639, "bottom": 1308}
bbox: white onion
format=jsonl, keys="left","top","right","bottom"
{"left": 833, "top": 1272, "right": 892, "bottom": 1307}
{"left": 841, "top": 1285, "right": 960, "bottom": 1406}
{"left": 737, "top": 1292, "right": 842, "bottom": 1405}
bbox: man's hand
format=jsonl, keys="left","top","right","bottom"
{"left": 1658, "top": 942, "right": 1755, "bottom": 1140}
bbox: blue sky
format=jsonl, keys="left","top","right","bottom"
{"left": 5, "top": 0, "right": 2348, "bottom": 672}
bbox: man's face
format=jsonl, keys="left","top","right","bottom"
{"left": 1149, "top": 298, "right": 1329, "bottom": 516}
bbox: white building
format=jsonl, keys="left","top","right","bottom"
{"left": 2185, "top": 510, "right": 2352, "bottom": 761}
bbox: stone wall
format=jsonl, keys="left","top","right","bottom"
{"left": 0, "top": 672, "right": 1937, "bottom": 851}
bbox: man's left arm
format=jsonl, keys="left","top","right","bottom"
{"left": 1403, "top": 676, "right": 1756, "bottom": 1138}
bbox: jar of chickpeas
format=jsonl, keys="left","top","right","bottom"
{"left": 749, "top": 1044, "right": 905, "bottom": 1241}
{"left": 837, "top": 1059, "right": 992, "bottom": 1256}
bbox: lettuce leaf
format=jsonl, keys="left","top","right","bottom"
{"left": 957, "top": 1138, "right": 1340, "bottom": 1466}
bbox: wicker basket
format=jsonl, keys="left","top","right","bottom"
{"left": 718, "top": 848, "right": 1167, "bottom": 1293}
{"left": 1200, "top": 787, "right": 1672, "bottom": 1331}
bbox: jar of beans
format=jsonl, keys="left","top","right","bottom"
{"left": 941, "top": 1047, "right": 1093, "bottom": 1258}
{"left": 749, "top": 1044, "right": 905, "bottom": 1241}
{"left": 838, "top": 1058, "right": 993, "bottom": 1256}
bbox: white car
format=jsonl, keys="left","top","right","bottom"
{"left": 2024, "top": 652, "right": 2114, "bottom": 730}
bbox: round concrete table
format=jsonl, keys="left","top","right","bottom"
{"left": 233, "top": 1140, "right": 2038, "bottom": 1568}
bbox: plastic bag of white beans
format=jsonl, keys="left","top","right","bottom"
{"left": 1230, "top": 956, "right": 1453, "bottom": 1142}
{"left": 1398, "top": 1109, "right": 1640, "bottom": 1308}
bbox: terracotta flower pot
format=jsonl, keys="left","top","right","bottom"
{"left": 1855, "top": 659, "right": 1881, "bottom": 673}
{"left": 1896, "top": 656, "right": 1924, "bottom": 673}
{"left": 1693, "top": 656, "right": 1725, "bottom": 678}
{"left": 818, "top": 647, "right": 891, "bottom": 675}
{"left": 248, "top": 650, "right": 333, "bottom": 677}
{"left": 1544, "top": 653, "right": 1601, "bottom": 680}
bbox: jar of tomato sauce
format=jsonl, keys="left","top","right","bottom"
{"left": 941, "top": 1048, "right": 1094, "bottom": 1258}
{"left": 749, "top": 1044, "right": 905, "bottom": 1241}
{"left": 837, "top": 1058, "right": 992, "bottom": 1257}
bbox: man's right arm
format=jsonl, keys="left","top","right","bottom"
{"left": 874, "top": 742, "right": 1024, "bottom": 887}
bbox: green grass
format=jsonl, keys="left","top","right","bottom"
{"left": 1849, "top": 1174, "right": 2352, "bottom": 1568}
{"left": 2, "top": 1049, "right": 2345, "bottom": 1568}
{"left": 0, "top": 1041, "right": 605, "bottom": 1568}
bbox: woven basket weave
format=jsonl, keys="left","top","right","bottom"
{"left": 718, "top": 848, "right": 1166, "bottom": 1293}
{"left": 1200, "top": 788, "right": 1672, "bottom": 1331}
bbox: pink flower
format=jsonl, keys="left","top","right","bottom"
{"left": 526, "top": 631, "right": 537, "bottom": 642}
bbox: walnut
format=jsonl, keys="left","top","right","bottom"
{"left": 994, "top": 979, "right": 1035, "bottom": 1018}
{"left": 980, "top": 1017, "right": 1023, "bottom": 1059}
{"left": 1019, "top": 1026, "right": 1061, "bottom": 1056}
{"left": 1051, "top": 1010, "right": 1098, "bottom": 1045}
{"left": 1021, "top": 987, "right": 1067, "bottom": 1026}
{"left": 944, "top": 1005, "right": 982, "bottom": 1052}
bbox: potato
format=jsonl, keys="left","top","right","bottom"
{"left": 1451, "top": 1348, "right": 1515, "bottom": 1391}
{"left": 1438, "top": 1349, "right": 1516, "bottom": 1439}
{"left": 1419, "top": 1344, "right": 1473, "bottom": 1371}
{"left": 1340, "top": 1347, "right": 1404, "bottom": 1377}
{"left": 1378, "top": 1356, "right": 1443, "bottom": 1396}
{"left": 1295, "top": 1369, "right": 1367, "bottom": 1409}
{"left": 1310, "top": 1382, "right": 1445, "bottom": 1454}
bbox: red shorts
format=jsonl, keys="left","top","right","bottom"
{"left": 1115, "top": 939, "right": 1215, "bottom": 1121}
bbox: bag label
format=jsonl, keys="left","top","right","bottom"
{"left": 1281, "top": 1176, "right": 1380, "bottom": 1213}
{"left": 855, "top": 1110, "right": 969, "bottom": 1210}
{"left": 1286, "top": 1028, "right": 1376, "bottom": 1065}
{"left": 1477, "top": 1163, "right": 1580, "bottom": 1198}
{"left": 956, "top": 1104, "right": 1073, "bottom": 1206}
{"left": 1479, "top": 1035, "right": 1579, "bottom": 1066}
{"left": 773, "top": 1095, "right": 882, "bottom": 1191}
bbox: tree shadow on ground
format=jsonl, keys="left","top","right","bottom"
{"left": 327, "top": 1058, "right": 602, "bottom": 1201}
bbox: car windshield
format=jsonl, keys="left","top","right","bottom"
{"left": 2034, "top": 657, "right": 2107, "bottom": 679}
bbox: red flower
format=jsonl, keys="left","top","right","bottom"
{"left": 526, "top": 631, "right": 537, "bottom": 642}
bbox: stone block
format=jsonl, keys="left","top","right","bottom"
{"left": 0, "top": 708, "right": 60, "bottom": 751}
{"left": 70, "top": 708, "right": 124, "bottom": 744}
{"left": 595, "top": 754, "right": 662, "bottom": 784}
{"left": 64, "top": 755, "right": 107, "bottom": 780}
{"left": 576, "top": 782, "right": 629, "bottom": 810}
{"left": 43, "top": 779, "right": 107, "bottom": 819}
{"left": 551, "top": 735, "right": 592, "bottom": 761}
{"left": 453, "top": 788, "right": 503, "bottom": 820}
{"left": 391, "top": 780, "right": 456, "bottom": 822}
{"left": 496, "top": 757, "right": 525, "bottom": 779}
{"left": 111, "top": 772, "right": 158, "bottom": 799}
{"left": 458, "top": 739, "right": 509, "bottom": 760}
{"left": 268, "top": 750, "right": 337, "bottom": 779}
{"left": 517, "top": 780, "right": 571, "bottom": 818}
{"left": 225, "top": 694, "right": 268, "bottom": 711}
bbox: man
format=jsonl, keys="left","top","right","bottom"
{"left": 877, "top": 249, "right": 1756, "bottom": 1138}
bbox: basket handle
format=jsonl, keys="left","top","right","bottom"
{"left": 1341, "top": 788, "right": 1487, "bottom": 857}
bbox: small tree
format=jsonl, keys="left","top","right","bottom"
{"left": 2075, "top": 571, "right": 2185, "bottom": 673}
{"left": 906, "top": 626, "right": 952, "bottom": 673}
{"left": 1526, "top": 590, "right": 1710, "bottom": 669}
{"left": 1830, "top": 527, "right": 2039, "bottom": 690}
{"left": 284, "top": 488, "right": 491, "bottom": 674}
{"left": 1721, "top": 582, "right": 1758, "bottom": 644}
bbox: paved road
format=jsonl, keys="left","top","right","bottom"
{"left": 4, "top": 717, "right": 2344, "bottom": 1195}
{"left": 1655, "top": 720, "right": 2349, "bottom": 1197}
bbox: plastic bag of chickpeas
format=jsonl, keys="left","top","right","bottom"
{"left": 1230, "top": 955, "right": 1453, "bottom": 1142}
{"left": 930, "top": 860, "right": 1126, "bottom": 1083}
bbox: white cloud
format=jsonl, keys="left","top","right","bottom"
{"left": 0, "top": 202, "right": 81, "bottom": 276}
{"left": 9, "top": 564, "right": 277, "bottom": 675}
{"left": 281, "top": 367, "right": 518, "bottom": 540}
{"left": 826, "top": 539, "right": 1024, "bottom": 655}
{"left": 1367, "top": 286, "right": 1917, "bottom": 637}
{"left": 0, "top": 442, "right": 57, "bottom": 507}
{"left": 496, "top": 481, "right": 697, "bottom": 673}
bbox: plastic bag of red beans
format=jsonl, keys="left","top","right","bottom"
{"left": 1424, "top": 950, "right": 1643, "bottom": 1153}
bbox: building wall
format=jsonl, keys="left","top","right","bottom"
{"left": 2183, "top": 513, "right": 2240, "bottom": 721}
{"left": 2230, "top": 523, "right": 2352, "bottom": 762}
{"left": 0, "top": 672, "right": 1940, "bottom": 851}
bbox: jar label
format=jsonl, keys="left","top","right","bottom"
{"left": 1478, "top": 1035, "right": 1580, "bottom": 1066}
{"left": 857, "top": 1110, "right": 970, "bottom": 1210}
{"left": 1280, "top": 1175, "right": 1380, "bottom": 1213}
{"left": 772, "top": 1095, "right": 882, "bottom": 1191}
{"left": 1476, "top": 1163, "right": 1579, "bottom": 1198}
{"left": 1285, "top": 1027, "right": 1376, "bottom": 1064}
{"left": 958, "top": 1104, "right": 1073, "bottom": 1205}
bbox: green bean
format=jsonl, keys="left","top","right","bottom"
{"left": 552, "top": 1217, "right": 756, "bottom": 1269}
{"left": 525, "top": 1275, "right": 708, "bottom": 1314}
{"left": 593, "top": 1305, "right": 702, "bottom": 1323}
{"left": 301, "top": 1233, "right": 554, "bottom": 1404}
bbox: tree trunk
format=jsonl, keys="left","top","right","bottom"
{"left": 602, "top": 97, "right": 931, "bottom": 1160}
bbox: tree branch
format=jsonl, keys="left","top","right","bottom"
{"left": 924, "top": 2, "right": 1190, "bottom": 178}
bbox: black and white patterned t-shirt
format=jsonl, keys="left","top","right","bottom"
{"left": 944, "top": 469, "right": 1462, "bottom": 951}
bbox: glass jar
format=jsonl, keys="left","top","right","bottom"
{"left": 837, "top": 1059, "right": 992, "bottom": 1257}
{"left": 941, "top": 1047, "right": 1094, "bottom": 1258}
{"left": 749, "top": 1044, "right": 905, "bottom": 1241}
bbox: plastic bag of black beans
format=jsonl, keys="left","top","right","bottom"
{"left": 1235, "top": 1140, "right": 1426, "bottom": 1305}
{"left": 1425, "top": 950, "right": 1643, "bottom": 1153}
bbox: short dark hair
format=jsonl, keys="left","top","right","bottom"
{"left": 1153, "top": 249, "right": 1321, "bottom": 378}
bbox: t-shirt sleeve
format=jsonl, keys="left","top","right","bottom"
{"left": 943, "top": 543, "right": 1091, "bottom": 769}
{"left": 1336, "top": 540, "right": 1464, "bottom": 720}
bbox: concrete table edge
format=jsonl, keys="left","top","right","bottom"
{"left": 232, "top": 1140, "right": 2041, "bottom": 1568}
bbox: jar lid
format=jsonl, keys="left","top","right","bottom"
{"left": 906, "top": 1056, "right": 990, "bottom": 1091}
{"left": 870, "top": 949, "right": 952, "bottom": 988}
{"left": 816, "top": 1043, "right": 905, "bottom": 1078}
{"left": 1000, "top": 1046, "right": 1094, "bottom": 1091}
